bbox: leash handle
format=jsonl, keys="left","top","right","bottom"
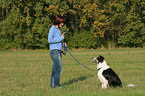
{"left": 63, "top": 43, "right": 67, "bottom": 55}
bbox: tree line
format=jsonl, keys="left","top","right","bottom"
{"left": 0, "top": 0, "right": 145, "bottom": 50}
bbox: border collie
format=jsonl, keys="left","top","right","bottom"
{"left": 93, "top": 55, "right": 122, "bottom": 88}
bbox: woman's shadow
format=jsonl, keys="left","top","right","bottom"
{"left": 62, "top": 75, "right": 94, "bottom": 86}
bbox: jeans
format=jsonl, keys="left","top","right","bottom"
{"left": 50, "top": 50, "right": 62, "bottom": 88}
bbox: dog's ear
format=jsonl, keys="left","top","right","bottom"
{"left": 98, "top": 55, "right": 104, "bottom": 63}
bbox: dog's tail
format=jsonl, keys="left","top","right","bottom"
{"left": 126, "top": 84, "right": 135, "bottom": 87}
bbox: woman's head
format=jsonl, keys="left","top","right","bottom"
{"left": 53, "top": 15, "right": 65, "bottom": 27}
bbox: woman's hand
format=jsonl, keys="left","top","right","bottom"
{"left": 62, "top": 32, "right": 65, "bottom": 38}
{"left": 63, "top": 42, "right": 67, "bottom": 47}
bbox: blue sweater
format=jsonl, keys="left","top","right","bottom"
{"left": 48, "top": 25, "right": 64, "bottom": 50}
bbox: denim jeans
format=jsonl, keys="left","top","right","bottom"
{"left": 50, "top": 50, "right": 62, "bottom": 88}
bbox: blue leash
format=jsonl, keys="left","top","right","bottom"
{"left": 63, "top": 44, "right": 97, "bottom": 71}
{"left": 67, "top": 50, "right": 97, "bottom": 71}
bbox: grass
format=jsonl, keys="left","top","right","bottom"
{"left": 0, "top": 49, "right": 145, "bottom": 96}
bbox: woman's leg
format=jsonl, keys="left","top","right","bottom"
{"left": 50, "top": 50, "right": 62, "bottom": 87}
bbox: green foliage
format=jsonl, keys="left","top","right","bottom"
{"left": 118, "top": 20, "right": 145, "bottom": 47}
{"left": 118, "top": 3, "right": 145, "bottom": 47}
{"left": 69, "top": 31, "right": 97, "bottom": 49}
{"left": 60, "top": 25, "right": 69, "bottom": 43}
{"left": 0, "top": 0, "right": 145, "bottom": 50}
{"left": 0, "top": 39, "right": 12, "bottom": 50}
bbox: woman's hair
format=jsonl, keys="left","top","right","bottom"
{"left": 53, "top": 15, "right": 65, "bottom": 25}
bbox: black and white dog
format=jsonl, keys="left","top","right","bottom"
{"left": 93, "top": 55, "right": 122, "bottom": 88}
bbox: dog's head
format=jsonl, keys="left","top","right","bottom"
{"left": 92, "top": 55, "right": 105, "bottom": 63}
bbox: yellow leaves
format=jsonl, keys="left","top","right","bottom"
{"left": 99, "top": 30, "right": 105, "bottom": 37}
{"left": 78, "top": 5, "right": 81, "bottom": 8}
{"left": 47, "top": 5, "right": 56, "bottom": 10}
{"left": 46, "top": 5, "right": 59, "bottom": 14}
{"left": 70, "top": 9, "right": 76, "bottom": 14}
{"left": 94, "top": 33, "right": 98, "bottom": 37}
{"left": 99, "top": 10, "right": 104, "bottom": 13}
{"left": 93, "top": 30, "right": 105, "bottom": 38}
{"left": 93, "top": 18, "right": 109, "bottom": 38}
{"left": 22, "top": 18, "right": 25, "bottom": 23}
{"left": 97, "top": 22, "right": 105, "bottom": 28}
{"left": 26, "top": 20, "right": 30, "bottom": 27}
{"left": 73, "top": 4, "right": 80, "bottom": 9}
{"left": 18, "top": 4, "right": 20, "bottom": 7}
{"left": 93, "top": 21, "right": 99, "bottom": 25}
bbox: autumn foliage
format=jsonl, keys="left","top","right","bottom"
{"left": 0, "top": 0, "right": 145, "bottom": 50}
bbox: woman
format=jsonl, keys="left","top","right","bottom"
{"left": 48, "top": 15, "right": 66, "bottom": 88}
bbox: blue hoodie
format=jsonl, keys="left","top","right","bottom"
{"left": 48, "top": 25, "right": 64, "bottom": 50}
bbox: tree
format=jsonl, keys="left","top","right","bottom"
{"left": 25, "top": 2, "right": 51, "bottom": 49}
{"left": 118, "top": 1, "right": 145, "bottom": 47}
{"left": 0, "top": 0, "right": 145, "bottom": 50}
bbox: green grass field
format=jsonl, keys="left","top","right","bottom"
{"left": 0, "top": 49, "right": 145, "bottom": 96}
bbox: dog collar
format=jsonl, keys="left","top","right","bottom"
{"left": 98, "top": 67, "right": 102, "bottom": 71}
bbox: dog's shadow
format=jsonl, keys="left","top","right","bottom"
{"left": 62, "top": 75, "right": 94, "bottom": 86}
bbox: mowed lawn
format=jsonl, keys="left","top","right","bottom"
{"left": 0, "top": 49, "right": 145, "bottom": 96}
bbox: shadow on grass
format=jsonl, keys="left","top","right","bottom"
{"left": 62, "top": 75, "right": 94, "bottom": 86}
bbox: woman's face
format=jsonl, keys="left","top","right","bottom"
{"left": 59, "top": 23, "right": 64, "bottom": 27}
